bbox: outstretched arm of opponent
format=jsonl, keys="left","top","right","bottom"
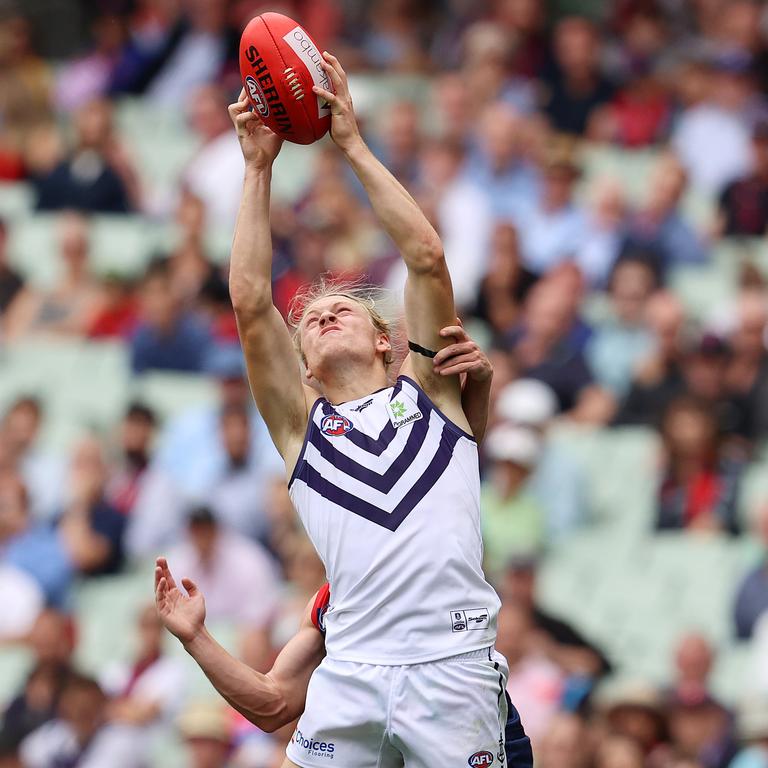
{"left": 155, "top": 558, "right": 324, "bottom": 733}
{"left": 228, "top": 90, "right": 313, "bottom": 467}
{"left": 313, "top": 54, "right": 467, "bottom": 428}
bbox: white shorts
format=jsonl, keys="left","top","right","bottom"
{"left": 285, "top": 647, "right": 509, "bottom": 768}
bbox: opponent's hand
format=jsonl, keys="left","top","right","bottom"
{"left": 434, "top": 322, "right": 493, "bottom": 382}
{"left": 312, "top": 52, "right": 362, "bottom": 153}
{"left": 155, "top": 557, "right": 206, "bottom": 645}
{"left": 228, "top": 88, "right": 283, "bottom": 170}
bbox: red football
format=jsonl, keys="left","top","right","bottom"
{"left": 239, "top": 12, "right": 332, "bottom": 145}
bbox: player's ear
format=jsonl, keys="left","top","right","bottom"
{"left": 376, "top": 333, "right": 391, "bottom": 357}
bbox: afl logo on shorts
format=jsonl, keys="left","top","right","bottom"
{"left": 245, "top": 75, "right": 269, "bottom": 117}
{"left": 468, "top": 752, "right": 494, "bottom": 767}
{"left": 321, "top": 414, "right": 353, "bottom": 436}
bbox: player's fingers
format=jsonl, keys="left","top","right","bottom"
{"left": 319, "top": 57, "right": 344, "bottom": 92}
{"left": 433, "top": 342, "right": 477, "bottom": 366}
{"left": 438, "top": 325, "right": 467, "bottom": 340}
{"left": 323, "top": 51, "right": 347, "bottom": 81}
{"left": 181, "top": 577, "right": 199, "bottom": 597}
{"left": 436, "top": 352, "right": 480, "bottom": 370}
{"left": 312, "top": 85, "right": 338, "bottom": 104}
{"left": 437, "top": 361, "right": 477, "bottom": 377}
{"left": 157, "top": 557, "right": 177, "bottom": 590}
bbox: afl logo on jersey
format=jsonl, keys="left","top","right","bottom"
{"left": 468, "top": 751, "right": 494, "bottom": 767}
{"left": 321, "top": 414, "right": 353, "bottom": 436}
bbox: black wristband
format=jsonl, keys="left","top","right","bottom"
{"left": 408, "top": 340, "right": 437, "bottom": 359}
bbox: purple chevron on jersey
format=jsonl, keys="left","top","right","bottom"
{"left": 296, "top": 425, "right": 460, "bottom": 530}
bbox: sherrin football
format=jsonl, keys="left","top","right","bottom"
{"left": 239, "top": 12, "right": 332, "bottom": 145}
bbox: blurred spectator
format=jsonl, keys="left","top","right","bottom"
{"left": 671, "top": 58, "right": 755, "bottom": 196}
{"left": 106, "top": 403, "right": 157, "bottom": 516}
{"left": 20, "top": 673, "right": 140, "bottom": 768}
{"left": 575, "top": 177, "right": 629, "bottom": 287}
{"left": 0, "top": 561, "right": 43, "bottom": 642}
{"left": 656, "top": 397, "right": 741, "bottom": 535}
{"left": 143, "top": 0, "right": 230, "bottom": 107}
{"left": 100, "top": 605, "right": 186, "bottom": 760}
{"left": 597, "top": 680, "right": 668, "bottom": 759}
{"left": 543, "top": 17, "right": 615, "bottom": 136}
{"left": 481, "top": 424, "right": 545, "bottom": 576}
{"left": 1, "top": 472, "right": 73, "bottom": 608}
{"left": 86, "top": 275, "right": 139, "bottom": 339}
{"left": 617, "top": 291, "right": 688, "bottom": 426}
{"left": 666, "top": 692, "right": 736, "bottom": 768}
{"left": 176, "top": 700, "right": 234, "bottom": 768}
{"left": 33, "top": 99, "right": 140, "bottom": 213}
{"left": 497, "top": 600, "right": 565, "bottom": 744}
{"left": 516, "top": 141, "right": 588, "bottom": 276}
{"left": 465, "top": 102, "right": 540, "bottom": 222}
{"left": 668, "top": 633, "right": 717, "bottom": 703}
{"left": 57, "top": 435, "right": 126, "bottom": 576}
{"left": 0, "top": 12, "right": 52, "bottom": 180}
{"left": 0, "top": 219, "right": 23, "bottom": 322}
{"left": 130, "top": 260, "right": 213, "bottom": 374}
{"left": 733, "top": 504, "right": 768, "bottom": 640}
{"left": 500, "top": 556, "right": 611, "bottom": 683}
{"left": 496, "top": 378, "right": 588, "bottom": 539}
{"left": 359, "top": 0, "right": 428, "bottom": 72}
{"left": 623, "top": 156, "right": 709, "bottom": 272}
{"left": 593, "top": 733, "right": 646, "bottom": 768}
{"left": 532, "top": 711, "right": 591, "bottom": 768}
{"left": 500, "top": 277, "right": 597, "bottom": 414}
{"left": 719, "top": 122, "right": 768, "bottom": 237}
{"left": 166, "top": 506, "right": 278, "bottom": 670}
{"left": 55, "top": 14, "right": 127, "bottom": 112}
{"left": 183, "top": 84, "right": 244, "bottom": 230}
{"left": 587, "top": 257, "right": 657, "bottom": 398}
{"left": 472, "top": 222, "right": 537, "bottom": 336}
{"left": 724, "top": 290, "right": 768, "bottom": 442}
{"left": 4, "top": 213, "right": 104, "bottom": 342}
{"left": 0, "top": 397, "right": 65, "bottom": 520}
{"left": 0, "top": 610, "right": 76, "bottom": 756}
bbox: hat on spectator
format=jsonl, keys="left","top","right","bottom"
{"left": 688, "top": 332, "right": 730, "bottom": 359}
{"left": 496, "top": 379, "right": 558, "bottom": 427}
{"left": 177, "top": 700, "right": 232, "bottom": 744}
{"left": 485, "top": 425, "right": 542, "bottom": 468}
{"left": 596, "top": 678, "right": 665, "bottom": 714}
{"left": 204, "top": 344, "right": 245, "bottom": 380}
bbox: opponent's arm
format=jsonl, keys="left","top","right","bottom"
{"left": 313, "top": 54, "right": 466, "bottom": 426}
{"left": 227, "top": 90, "right": 314, "bottom": 467}
{"left": 434, "top": 324, "right": 494, "bottom": 443}
{"left": 155, "top": 558, "right": 324, "bottom": 733}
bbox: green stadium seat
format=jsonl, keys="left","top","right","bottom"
{"left": 0, "top": 182, "right": 34, "bottom": 221}
{"left": 130, "top": 372, "right": 218, "bottom": 424}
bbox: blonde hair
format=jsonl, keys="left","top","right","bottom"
{"left": 288, "top": 275, "right": 401, "bottom": 369}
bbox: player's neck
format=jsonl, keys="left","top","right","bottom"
{"left": 318, "top": 363, "right": 388, "bottom": 406}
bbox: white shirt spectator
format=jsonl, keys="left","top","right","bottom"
{"left": 184, "top": 130, "right": 245, "bottom": 230}
{"left": 516, "top": 202, "right": 588, "bottom": 275}
{"left": 166, "top": 529, "right": 278, "bottom": 628}
{"left": 0, "top": 564, "right": 44, "bottom": 639}
{"left": 672, "top": 104, "right": 752, "bottom": 195}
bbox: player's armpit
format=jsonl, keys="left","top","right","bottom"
{"left": 400, "top": 259, "right": 472, "bottom": 433}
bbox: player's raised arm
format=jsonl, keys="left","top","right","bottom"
{"left": 228, "top": 90, "right": 315, "bottom": 466}
{"left": 155, "top": 558, "right": 324, "bottom": 733}
{"left": 312, "top": 54, "right": 468, "bottom": 427}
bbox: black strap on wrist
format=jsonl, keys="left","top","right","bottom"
{"left": 408, "top": 340, "right": 437, "bottom": 359}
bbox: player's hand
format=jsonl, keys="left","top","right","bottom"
{"left": 228, "top": 88, "right": 283, "bottom": 170}
{"left": 155, "top": 557, "right": 206, "bottom": 645}
{"left": 313, "top": 52, "right": 362, "bottom": 153}
{"left": 434, "top": 321, "right": 493, "bottom": 382}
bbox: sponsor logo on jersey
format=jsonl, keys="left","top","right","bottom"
{"left": 243, "top": 45, "right": 293, "bottom": 135}
{"left": 282, "top": 26, "right": 332, "bottom": 118}
{"left": 321, "top": 413, "right": 353, "bottom": 436}
{"left": 387, "top": 398, "right": 423, "bottom": 429}
{"left": 451, "top": 608, "right": 490, "bottom": 632}
{"left": 244, "top": 75, "right": 269, "bottom": 117}
{"left": 351, "top": 398, "right": 373, "bottom": 413}
{"left": 468, "top": 751, "right": 494, "bottom": 767}
{"left": 292, "top": 729, "right": 336, "bottom": 758}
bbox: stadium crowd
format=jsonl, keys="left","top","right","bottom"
{"left": 2, "top": 0, "right": 768, "bottom": 765}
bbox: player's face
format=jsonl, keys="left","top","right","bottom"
{"left": 300, "top": 295, "right": 389, "bottom": 377}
